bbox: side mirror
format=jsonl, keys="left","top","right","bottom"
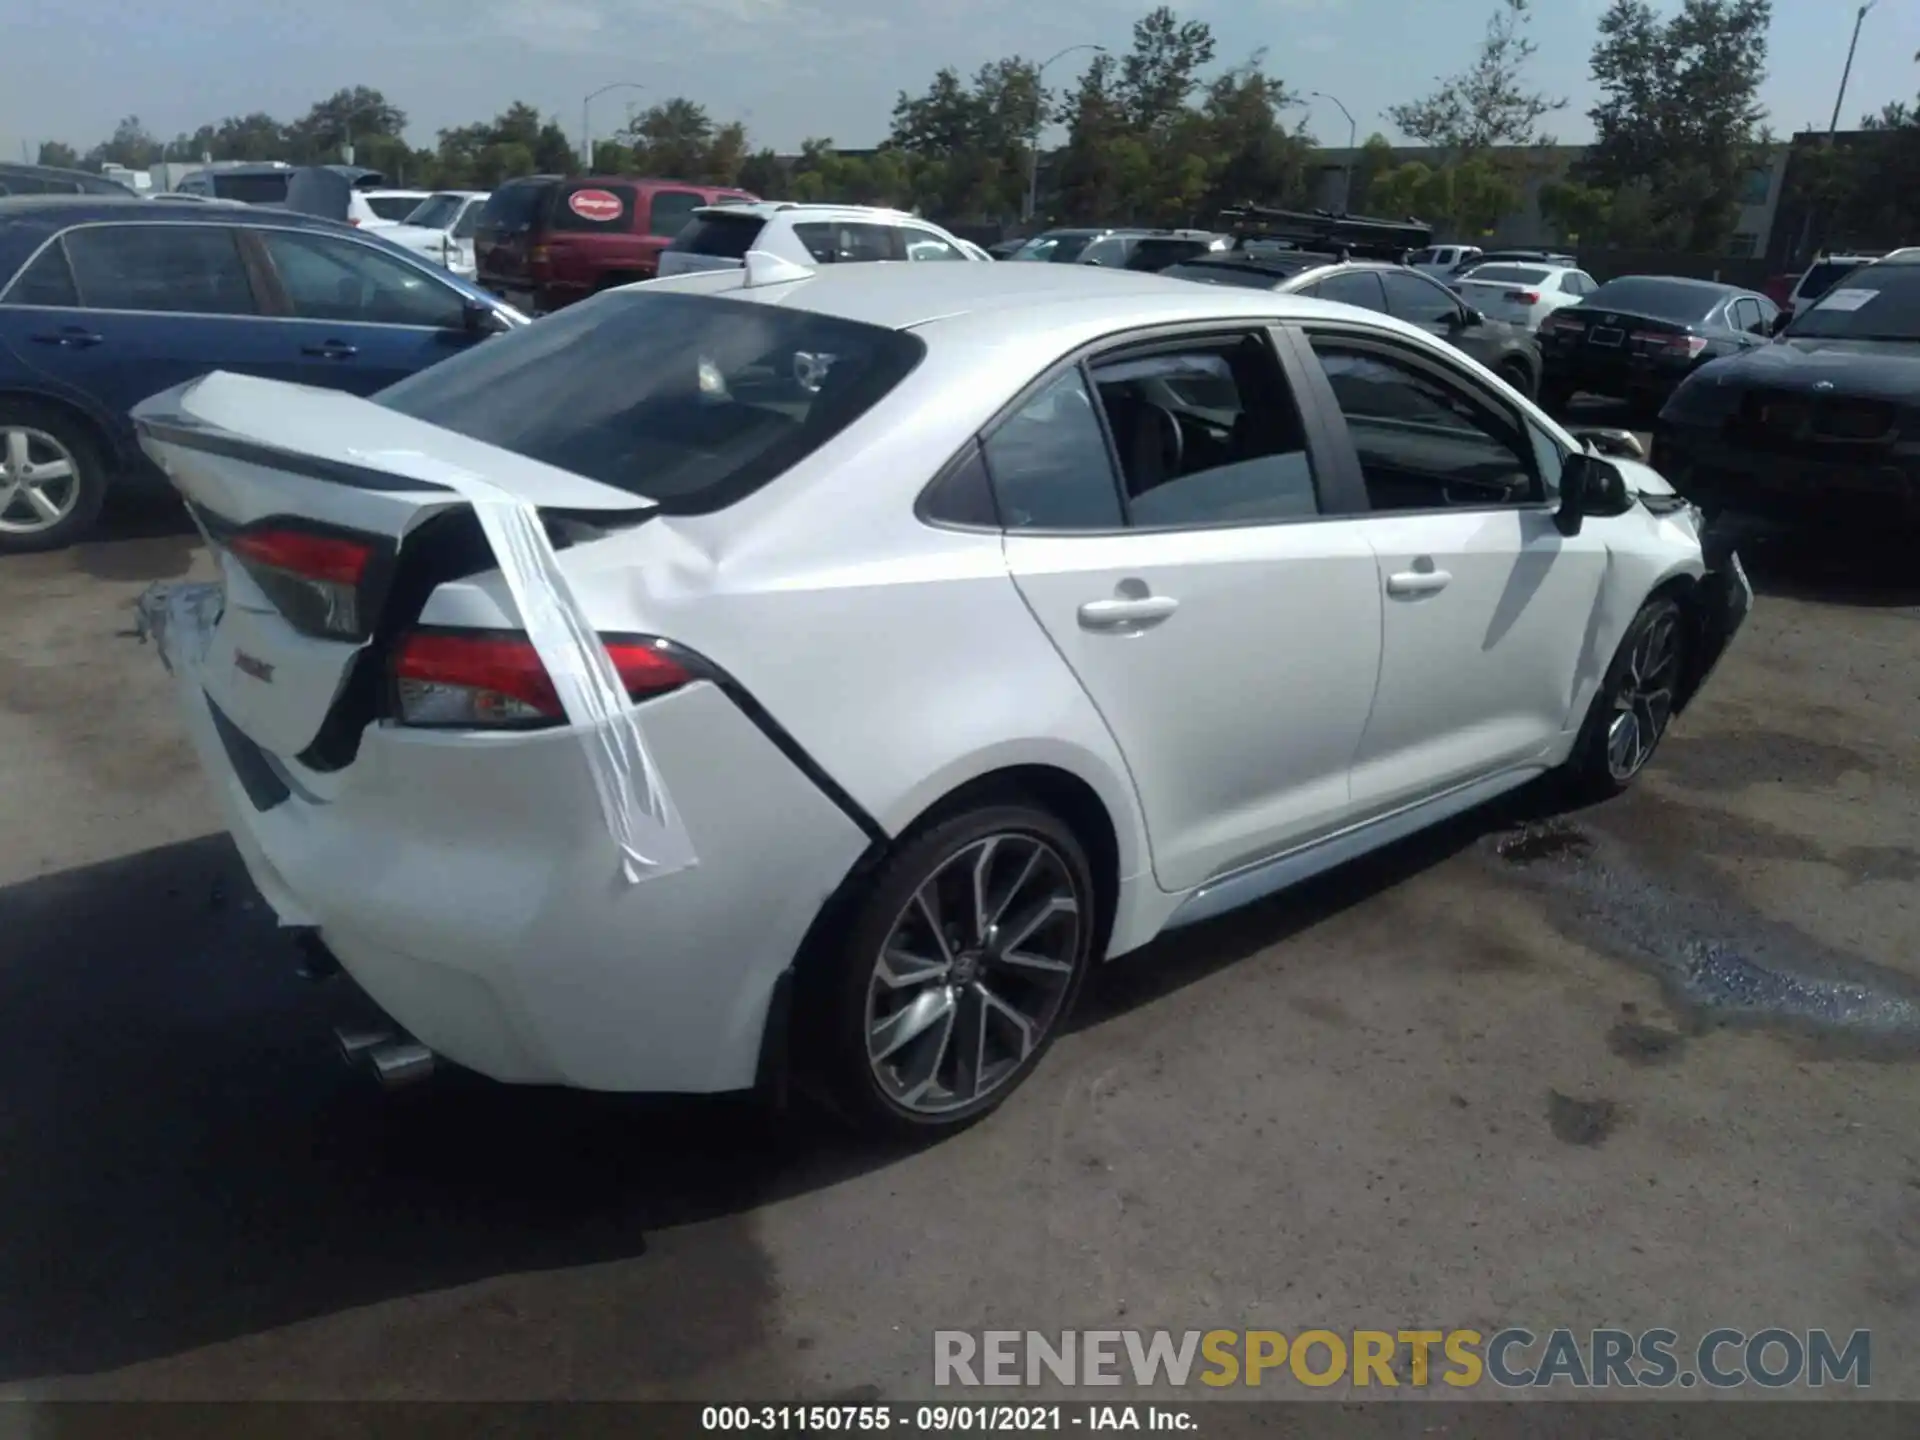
{"left": 463, "top": 300, "right": 510, "bottom": 336}
{"left": 1458, "top": 307, "right": 1484, "bottom": 327}
{"left": 1556, "top": 452, "right": 1632, "bottom": 535}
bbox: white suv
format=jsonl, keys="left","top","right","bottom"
{"left": 656, "top": 202, "right": 987, "bottom": 277}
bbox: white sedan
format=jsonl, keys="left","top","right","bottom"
{"left": 1452, "top": 262, "right": 1598, "bottom": 331}
{"left": 132, "top": 258, "right": 1750, "bottom": 1137}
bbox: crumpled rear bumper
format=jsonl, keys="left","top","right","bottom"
{"left": 1678, "top": 531, "right": 1754, "bottom": 712}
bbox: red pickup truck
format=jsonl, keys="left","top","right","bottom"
{"left": 475, "top": 175, "right": 758, "bottom": 314}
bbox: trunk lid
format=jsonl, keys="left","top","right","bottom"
{"left": 135, "top": 370, "right": 653, "bottom": 762}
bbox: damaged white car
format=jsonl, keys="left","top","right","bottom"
{"left": 135, "top": 258, "right": 1750, "bottom": 1137}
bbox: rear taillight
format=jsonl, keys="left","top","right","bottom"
{"left": 1631, "top": 332, "right": 1709, "bottom": 359}
{"left": 1506, "top": 290, "right": 1541, "bottom": 304}
{"left": 391, "top": 629, "right": 696, "bottom": 729}
{"left": 227, "top": 526, "right": 380, "bottom": 640}
{"left": 1545, "top": 313, "right": 1584, "bottom": 333}
{"left": 347, "top": 218, "right": 362, "bottom": 227}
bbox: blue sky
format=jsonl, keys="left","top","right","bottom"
{"left": 8, "top": 0, "right": 1918, "bottom": 159}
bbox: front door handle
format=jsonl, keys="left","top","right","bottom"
{"left": 301, "top": 340, "right": 358, "bottom": 359}
{"left": 30, "top": 327, "right": 103, "bottom": 348}
{"left": 1077, "top": 595, "right": 1179, "bottom": 630}
{"left": 1387, "top": 569, "right": 1453, "bottom": 597}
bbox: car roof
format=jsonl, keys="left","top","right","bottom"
{"left": 692, "top": 201, "right": 916, "bottom": 222}
{"left": 1597, "top": 273, "right": 1746, "bottom": 294}
{"left": 0, "top": 195, "right": 377, "bottom": 243}
{"left": 641, "top": 255, "right": 1414, "bottom": 338}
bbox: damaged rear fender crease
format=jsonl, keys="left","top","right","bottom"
{"left": 133, "top": 370, "right": 696, "bottom": 886}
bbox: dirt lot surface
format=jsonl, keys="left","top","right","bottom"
{"left": 2, "top": 498, "right": 1917, "bottom": 1402}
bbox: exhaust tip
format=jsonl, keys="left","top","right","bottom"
{"left": 368, "top": 1040, "right": 436, "bottom": 1089}
{"left": 336, "top": 1027, "right": 394, "bottom": 1062}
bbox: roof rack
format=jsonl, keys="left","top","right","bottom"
{"left": 1218, "top": 203, "right": 1431, "bottom": 262}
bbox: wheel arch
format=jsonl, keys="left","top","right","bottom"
{"left": 0, "top": 386, "right": 128, "bottom": 472}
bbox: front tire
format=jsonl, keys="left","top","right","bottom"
{"left": 804, "top": 803, "right": 1097, "bottom": 1140}
{"left": 0, "top": 401, "right": 109, "bottom": 553}
{"left": 1497, "top": 356, "right": 1537, "bottom": 399}
{"left": 1561, "top": 596, "right": 1689, "bottom": 801}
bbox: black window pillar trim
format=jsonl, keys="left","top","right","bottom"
{"left": 1269, "top": 322, "right": 1372, "bottom": 518}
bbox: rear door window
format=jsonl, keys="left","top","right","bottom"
{"left": 1, "top": 243, "right": 81, "bottom": 307}
{"left": 646, "top": 190, "right": 706, "bottom": 238}
{"left": 901, "top": 230, "right": 965, "bottom": 261}
{"left": 258, "top": 231, "right": 466, "bottom": 328}
{"left": 1307, "top": 270, "right": 1387, "bottom": 311}
{"left": 61, "top": 224, "right": 260, "bottom": 315}
{"left": 376, "top": 291, "right": 927, "bottom": 514}
{"left": 551, "top": 183, "right": 638, "bottom": 232}
{"left": 671, "top": 211, "right": 767, "bottom": 258}
{"left": 1381, "top": 270, "right": 1463, "bottom": 326}
{"left": 792, "top": 222, "right": 899, "bottom": 263}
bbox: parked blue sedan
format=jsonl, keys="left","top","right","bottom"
{"left": 0, "top": 196, "right": 527, "bottom": 551}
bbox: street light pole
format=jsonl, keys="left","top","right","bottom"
{"left": 1026, "top": 43, "right": 1106, "bottom": 226}
{"left": 1309, "top": 91, "right": 1358, "bottom": 213}
{"left": 582, "top": 82, "right": 647, "bottom": 173}
{"left": 1829, "top": 1, "right": 1878, "bottom": 136}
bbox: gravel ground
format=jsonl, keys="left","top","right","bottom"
{"left": 1, "top": 496, "right": 1916, "bottom": 1402}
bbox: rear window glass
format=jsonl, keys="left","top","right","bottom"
{"left": 405, "top": 194, "right": 463, "bottom": 231}
{"left": 670, "top": 212, "right": 767, "bottom": 258}
{"left": 376, "top": 290, "right": 928, "bottom": 514}
{"left": 477, "top": 182, "right": 552, "bottom": 231}
{"left": 1583, "top": 277, "right": 1719, "bottom": 323}
{"left": 1797, "top": 260, "right": 1865, "bottom": 301}
{"left": 367, "top": 194, "right": 425, "bottom": 222}
{"left": 1463, "top": 265, "right": 1548, "bottom": 284}
{"left": 210, "top": 172, "right": 291, "bottom": 205}
{"left": 2, "top": 242, "right": 80, "bottom": 306}
{"left": 646, "top": 190, "right": 706, "bottom": 238}
{"left": 550, "top": 183, "right": 637, "bottom": 231}
{"left": 1010, "top": 233, "right": 1095, "bottom": 263}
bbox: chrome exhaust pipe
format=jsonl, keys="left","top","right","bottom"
{"left": 336, "top": 1027, "right": 394, "bottom": 1061}
{"left": 333, "top": 1027, "right": 436, "bottom": 1088}
{"left": 368, "top": 1040, "right": 436, "bottom": 1089}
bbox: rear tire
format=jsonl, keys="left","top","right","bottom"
{"left": 802, "top": 802, "right": 1097, "bottom": 1141}
{"left": 0, "top": 400, "right": 109, "bottom": 554}
{"left": 1560, "top": 596, "right": 1689, "bottom": 802}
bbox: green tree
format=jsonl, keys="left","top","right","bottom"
{"left": 84, "top": 116, "right": 161, "bottom": 170}
{"left": 1578, "top": 0, "right": 1772, "bottom": 251}
{"left": 36, "top": 141, "right": 81, "bottom": 168}
{"left": 624, "top": 97, "right": 716, "bottom": 179}
{"left": 737, "top": 148, "right": 787, "bottom": 196}
{"left": 289, "top": 87, "right": 407, "bottom": 162}
{"left": 1388, "top": 0, "right": 1565, "bottom": 154}
{"left": 1117, "top": 5, "right": 1217, "bottom": 136}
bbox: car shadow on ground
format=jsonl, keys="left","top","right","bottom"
{"left": 69, "top": 493, "right": 201, "bottom": 584}
{"left": 0, "top": 834, "right": 897, "bottom": 1383}
{"left": 1073, "top": 781, "right": 1566, "bottom": 1033}
{"left": 0, "top": 779, "right": 1574, "bottom": 1383}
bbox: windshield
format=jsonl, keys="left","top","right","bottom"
{"left": 405, "top": 194, "right": 463, "bottom": 231}
{"left": 1786, "top": 264, "right": 1920, "bottom": 340}
{"left": 377, "top": 291, "right": 927, "bottom": 514}
{"left": 1581, "top": 277, "right": 1719, "bottom": 324}
{"left": 1010, "top": 233, "right": 1095, "bottom": 263}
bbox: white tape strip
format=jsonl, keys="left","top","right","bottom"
{"left": 356, "top": 450, "right": 697, "bottom": 885}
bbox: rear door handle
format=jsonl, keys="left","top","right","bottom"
{"left": 30, "top": 327, "right": 102, "bottom": 348}
{"left": 1387, "top": 569, "right": 1453, "bottom": 597}
{"left": 301, "top": 341, "right": 358, "bottom": 359}
{"left": 1077, "top": 595, "right": 1179, "bottom": 630}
